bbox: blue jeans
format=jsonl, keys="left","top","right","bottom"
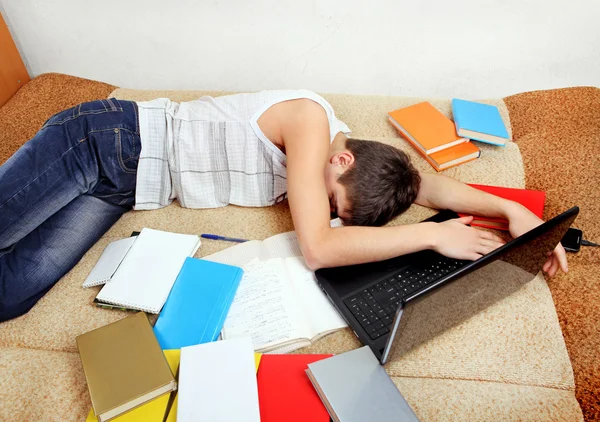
{"left": 0, "top": 99, "right": 140, "bottom": 321}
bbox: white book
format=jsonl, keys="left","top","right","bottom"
{"left": 221, "top": 256, "right": 347, "bottom": 353}
{"left": 95, "top": 228, "right": 201, "bottom": 314}
{"left": 178, "top": 337, "right": 260, "bottom": 422}
{"left": 82, "top": 236, "right": 137, "bottom": 288}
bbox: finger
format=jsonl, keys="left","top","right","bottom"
{"left": 479, "top": 239, "right": 505, "bottom": 251}
{"left": 543, "top": 256, "right": 554, "bottom": 274}
{"left": 548, "top": 256, "right": 559, "bottom": 277}
{"left": 475, "top": 243, "right": 504, "bottom": 256}
{"left": 475, "top": 242, "right": 502, "bottom": 256}
{"left": 465, "top": 252, "right": 483, "bottom": 261}
{"left": 478, "top": 230, "right": 506, "bottom": 244}
{"left": 543, "top": 257, "right": 552, "bottom": 272}
{"left": 453, "top": 216, "right": 474, "bottom": 225}
{"left": 554, "top": 245, "right": 568, "bottom": 273}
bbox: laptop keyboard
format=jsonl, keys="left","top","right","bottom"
{"left": 343, "top": 257, "right": 467, "bottom": 340}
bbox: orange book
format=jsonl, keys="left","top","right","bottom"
{"left": 388, "top": 102, "right": 467, "bottom": 155}
{"left": 459, "top": 184, "right": 546, "bottom": 230}
{"left": 427, "top": 142, "right": 480, "bottom": 171}
{"left": 390, "top": 124, "right": 480, "bottom": 171}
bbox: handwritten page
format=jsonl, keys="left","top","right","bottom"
{"left": 285, "top": 257, "right": 347, "bottom": 338}
{"left": 222, "top": 259, "right": 309, "bottom": 351}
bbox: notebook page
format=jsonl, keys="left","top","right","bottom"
{"left": 263, "top": 231, "right": 303, "bottom": 258}
{"left": 262, "top": 220, "right": 341, "bottom": 259}
{"left": 203, "top": 240, "right": 266, "bottom": 267}
{"left": 221, "top": 259, "right": 310, "bottom": 351}
{"left": 285, "top": 257, "right": 347, "bottom": 339}
{"left": 178, "top": 337, "right": 260, "bottom": 422}
{"left": 82, "top": 236, "right": 137, "bottom": 288}
{"left": 96, "top": 228, "right": 201, "bottom": 313}
{"left": 205, "top": 219, "right": 341, "bottom": 266}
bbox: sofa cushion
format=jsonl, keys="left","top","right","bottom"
{"left": 0, "top": 347, "right": 90, "bottom": 421}
{"left": 0, "top": 88, "right": 583, "bottom": 421}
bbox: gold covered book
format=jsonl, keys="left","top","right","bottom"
{"left": 76, "top": 312, "right": 177, "bottom": 422}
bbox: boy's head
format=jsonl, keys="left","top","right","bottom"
{"left": 324, "top": 138, "right": 421, "bottom": 226}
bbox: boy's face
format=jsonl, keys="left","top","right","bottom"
{"left": 324, "top": 152, "right": 352, "bottom": 222}
{"left": 325, "top": 175, "right": 349, "bottom": 221}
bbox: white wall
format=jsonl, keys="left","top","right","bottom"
{"left": 1, "top": 0, "right": 599, "bottom": 98}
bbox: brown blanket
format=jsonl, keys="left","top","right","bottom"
{"left": 505, "top": 87, "right": 600, "bottom": 420}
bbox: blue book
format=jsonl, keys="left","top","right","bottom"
{"left": 451, "top": 98, "right": 510, "bottom": 146}
{"left": 154, "top": 257, "right": 243, "bottom": 349}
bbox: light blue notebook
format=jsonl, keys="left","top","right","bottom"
{"left": 154, "top": 257, "right": 243, "bottom": 349}
{"left": 451, "top": 98, "right": 510, "bottom": 146}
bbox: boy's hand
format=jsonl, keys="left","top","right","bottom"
{"left": 506, "top": 208, "right": 568, "bottom": 277}
{"left": 431, "top": 216, "right": 506, "bottom": 261}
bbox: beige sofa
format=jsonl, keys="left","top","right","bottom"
{"left": 0, "top": 88, "right": 584, "bottom": 421}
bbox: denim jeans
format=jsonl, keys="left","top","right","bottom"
{"left": 0, "top": 99, "right": 140, "bottom": 321}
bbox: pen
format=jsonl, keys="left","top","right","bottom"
{"left": 201, "top": 234, "right": 248, "bottom": 243}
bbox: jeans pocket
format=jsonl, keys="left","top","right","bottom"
{"left": 115, "top": 128, "right": 139, "bottom": 174}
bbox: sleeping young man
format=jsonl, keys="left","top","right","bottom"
{"left": 0, "top": 90, "right": 567, "bottom": 321}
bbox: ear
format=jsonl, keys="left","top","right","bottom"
{"left": 330, "top": 151, "right": 355, "bottom": 168}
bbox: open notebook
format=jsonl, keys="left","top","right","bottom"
{"left": 220, "top": 257, "right": 347, "bottom": 353}
{"left": 96, "top": 228, "right": 201, "bottom": 314}
{"left": 204, "top": 218, "right": 342, "bottom": 268}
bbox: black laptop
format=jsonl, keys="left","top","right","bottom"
{"left": 315, "top": 206, "right": 579, "bottom": 364}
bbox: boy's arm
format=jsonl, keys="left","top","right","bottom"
{"left": 414, "top": 171, "right": 568, "bottom": 276}
{"left": 283, "top": 103, "right": 504, "bottom": 270}
{"left": 414, "top": 171, "right": 519, "bottom": 220}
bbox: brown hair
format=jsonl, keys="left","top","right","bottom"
{"left": 337, "top": 138, "right": 421, "bottom": 226}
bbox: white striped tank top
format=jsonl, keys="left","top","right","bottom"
{"left": 134, "top": 90, "right": 351, "bottom": 210}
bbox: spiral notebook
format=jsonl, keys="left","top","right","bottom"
{"left": 95, "top": 228, "right": 201, "bottom": 314}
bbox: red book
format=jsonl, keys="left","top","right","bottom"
{"left": 257, "top": 354, "right": 332, "bottom": 422}
{"left": 459, "top": 184, "right": 546, "bottom": 230}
